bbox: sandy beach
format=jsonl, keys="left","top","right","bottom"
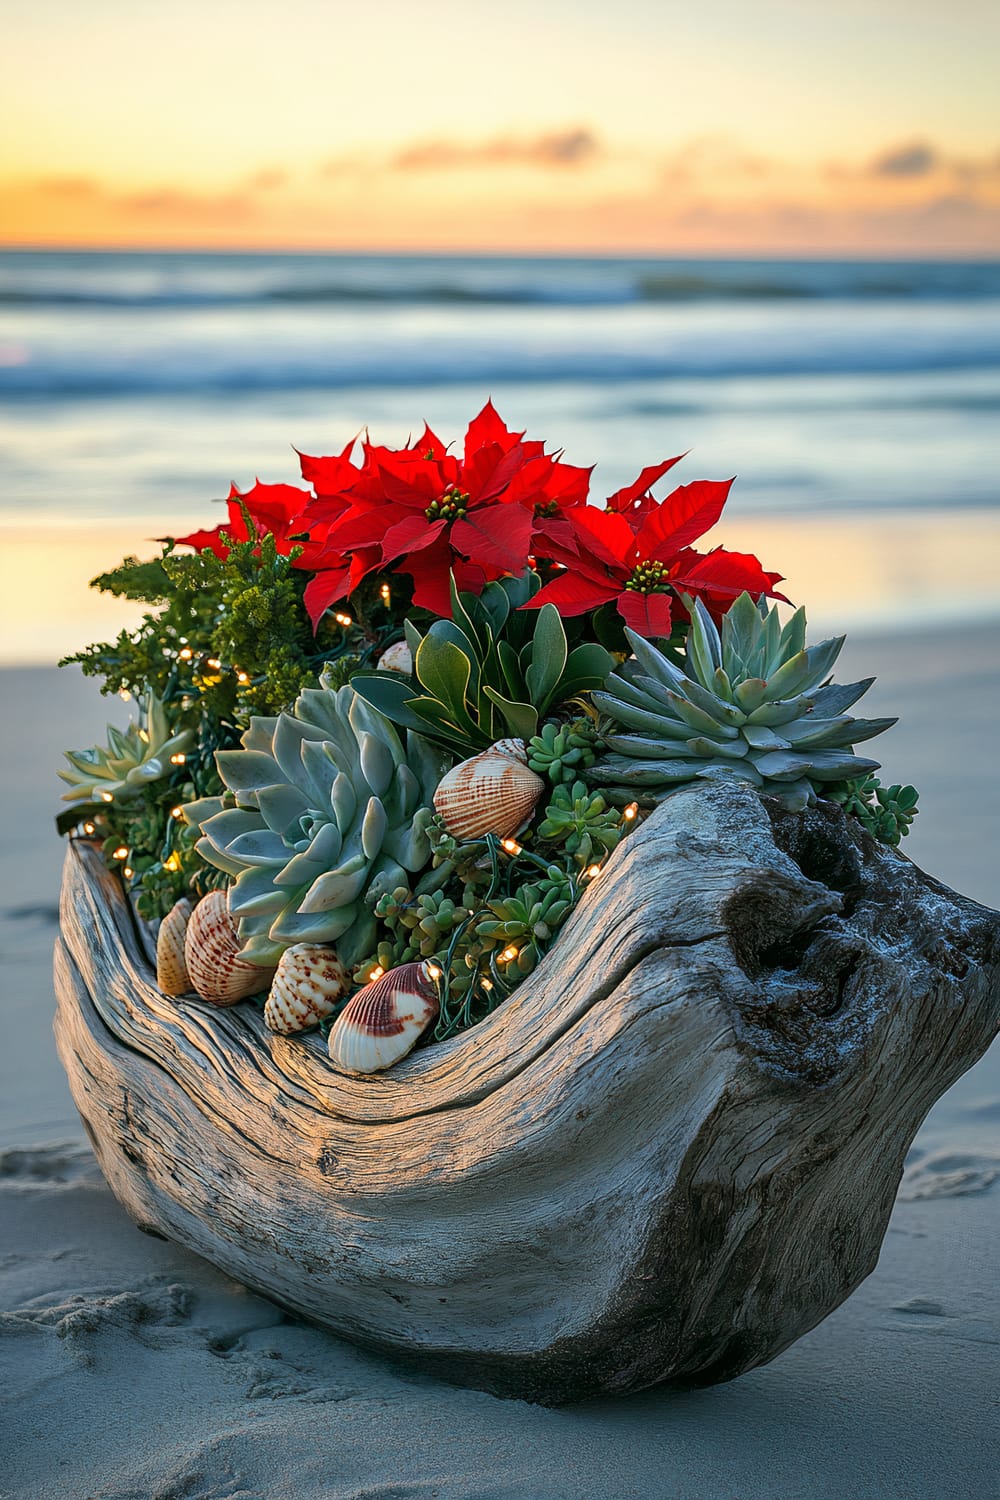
{"left": 2, "top": 628, "right": 998, "bottom": 1500}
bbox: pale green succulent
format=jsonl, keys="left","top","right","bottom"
{"left": 59, "top": 692, "right": 194, "bottom": 805}
{"left": 588, "top": 592, "right": 895, "bottom": 812}
{"left": 185, "top": 678, "right": 446, "bottom": 968}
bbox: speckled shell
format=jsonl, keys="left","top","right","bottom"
{"left": 376, "top": 639, "right": 413, "bottom": 674}
{"left": 156, "top": 897, "right": 193, "bottom": 996}
{"left": 433, "top": 740, "right": 544, "bottom": 841}
{"left": 264, "top": 944, "right": 350, "bottom": 1035}
{"left": 184, "top": 890, "right": 274, "bottom": 1006}
{"left": 327, "top": 961, "right": 440, "bottom": 1074}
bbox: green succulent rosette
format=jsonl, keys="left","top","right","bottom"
{"left": 59, "top": 692, "right": 194, "bottom": 806}
{"left": 589, "top": 592, "right": 896, "bottom": 812}
{"left": 185, "top": 680, "right": 447, "bottom": 968}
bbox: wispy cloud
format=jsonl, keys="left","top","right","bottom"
{"left": 870, "top": 141, "right": 938, "bottom": 178}
{"left": 392, "top": 127, "right": 599, "bottom": 171}
{"left": 4, "top": 134, "right": 1000, "bottom": 253}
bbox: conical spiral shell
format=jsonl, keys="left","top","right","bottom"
{"left": 264, "top": 944, "right": 350, "bottom": 1035}
{"left": 328, "top": 961, "right": 440, "bottom": 1074}
{"left": 376, "top": 639, "right": 413, "bottom": 674}
{"left": 432, "top": 741, "right": 544, "bottom": 841}
{"left": 184, "top": 890, "right": 274, "bottom": 1006}
{"left": 156, "top": 897, "right": 193, "bottom": 996}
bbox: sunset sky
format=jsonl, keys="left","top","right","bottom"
{"left": 2, "top": 0, "right": 999, "bottom": 254}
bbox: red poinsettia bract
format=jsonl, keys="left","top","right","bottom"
{"left": 296, "top": 401, "right": 590, "bottom": 623}
{"left": 173, "top": 480, "right": 313, "bottom": 559}
{"left": 524, "top": 471, "right": 784, "bottom": 638}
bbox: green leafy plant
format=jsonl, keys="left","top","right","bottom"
{"left": 352, "top": 571, "right": 615, "bottom": 760}
{"left": 589, "top": 592, "right": 897, "bottom": 812}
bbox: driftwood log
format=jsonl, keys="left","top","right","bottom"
{"left": 54, "top": 783, "right": 1000, "bottom": 1403}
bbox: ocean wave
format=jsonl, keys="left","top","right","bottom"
{"left": 3, "top": 343, "right": 999, "bottom": 397}
{"left": 2, "top": 253, "right": 1000, "bottom": 310}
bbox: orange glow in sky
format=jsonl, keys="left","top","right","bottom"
{"left": 1, "top": 0, "right": 998, "bottom": 254}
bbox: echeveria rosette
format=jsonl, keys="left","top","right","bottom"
{"left": 185, "top": 682, "right": 446, "bottom": 968}
{"left": 589, "top": 592, "right": 897, "bottom": 812}
{"left": 59, "top": 692, "right": 194, "bottom": 805}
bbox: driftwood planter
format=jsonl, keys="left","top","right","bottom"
{"left": 54, "top": 783, "right": 1000, "bottom": 1403}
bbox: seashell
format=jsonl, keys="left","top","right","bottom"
{"left": 156, "top": 897, "right": 193, "bottom": 996}
{"left": 376, "top": 639, "right": 413, "bottom": 674}
{"left": 264, "top": 944, "right": 350, "bottom": 1035}
{"left": 184, "top": 890, "right": 274, "bottom": 1006}
{"left": 433, "top": 740, "right": 544, "bottom": 841}
{"left": 328, "top": 961, "right": 440, "bottom": 1074}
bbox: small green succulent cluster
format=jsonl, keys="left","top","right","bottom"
{"left": 590, "top": 592, "right": 896, "bottom": 813}
{"left": 826, "top": 774, "right": 919, "bottom": 846}
{"left": 527, "top": 720, "right": 598, "bottom": 784}
{"left": 373, "top": 882, "right": 473, "bottom": 962}
{"left": 477, "top": 869, "right": 576, "bottom": 980}
{"left": 186, "top": 682, "right": 445, "bottom": 967}
{"left": 536, "top": 781, "right": 623, "bottom": 868}
{"left": 353, "top": 571, "right": 614, "bottom": 760}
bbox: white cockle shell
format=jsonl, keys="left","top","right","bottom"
{"left": 156, "top": 897, "right": 193, "bottom": 996}
{"left": 432, "top": 740, "right": 544, "bottom": 841}
{"left": 184, "top": 890, "right": 274, "bottom": 1006}
{"left": 376, "top": 639, "right": 413, "bottom": 674}
{"left": 264, "top": 944, "right": 350, "bottom": 1035}
{"left": 327, "top": 960, "right": 440, "bottom": 1074}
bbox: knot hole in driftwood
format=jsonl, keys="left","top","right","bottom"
{"left": 719, "top": 803, "right": 874, "bottom": 1081}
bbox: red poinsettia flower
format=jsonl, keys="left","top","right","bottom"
{"left": 296, "top": 401, "right": 586, "bottom": 623}
{"left": 523, "top": 471, "right": 784, "bottom": 638}
{"left": 173, "top": 479, "right": 313, "bottom": 559}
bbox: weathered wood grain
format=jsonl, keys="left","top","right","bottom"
{"left": 53, "top": 783, "right": 1000, "bottom": 1402}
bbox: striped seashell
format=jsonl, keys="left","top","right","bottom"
{"left": 156, "top": 896, "right": 193, "bottom": 996}
{"left": 264, "top": 944, "right": 350, "bottom": 1035}
{"left": 433, "top": 740, "right": 544, "bottom": 841}
{"left": 376, "top": 639, "right": 413, "bottom": 674}
{"left": 328, "top": 960, "right": 440, "bottom": 1074}
{"left": 184, "top": 890, "right": 274, "bottom": 1006}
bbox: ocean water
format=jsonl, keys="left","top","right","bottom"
{"left": 1, "top": 250, "right": 999, "bottom": 661}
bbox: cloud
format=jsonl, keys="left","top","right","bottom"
{"left": 392, "top": 127, "right": 599, "bottom": 171}
{"left": 114, "top": 188, "right": 255, "bottom": 221}
{"left": 871, "top": 141, "right": 938, "bottom": 178}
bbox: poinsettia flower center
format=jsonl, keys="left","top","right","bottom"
{"left": 425, "top": 485, "right": 470, "bottom": 522}
{"left": 534, "top": 499, "right": 560, "bottom": 518}
{"left": 625, "top": 558, "right": 671, "bottom": 594}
